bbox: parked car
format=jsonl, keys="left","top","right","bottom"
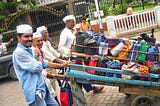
{"left": 0, "top": 30, "right": 18, "bottom": 80}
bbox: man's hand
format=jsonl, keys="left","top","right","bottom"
{"left": 47, "top": 72, "right": 54, "bottom": 79}
{"left": 61, "top": 60, "right": 70, "bottom": 67}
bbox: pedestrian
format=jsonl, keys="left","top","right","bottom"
{"left": 58, "top": 15, "right": 76, "bottom": 55}
{"left": 37, "top": 26, "right": 69, "bottom": 62}
{"left": 58, "top": 15, "right": 104, "bottom": 104}
{"left": 0, "top": 34, "right": 13, "bottom": 55}
{"left": 126, "top": 4, "right": 133, "bottom": 27}
{"left": 31, "top": 32, "right": 66, "bottom": 105}
{"left": 79, "top": 17, "right": 91, "bottom": 31}
{"left": 37, "top": 26, "right": 68, "bottom": 98}
{"left": 12, "top": 24, "right": 68, "bottom": 106}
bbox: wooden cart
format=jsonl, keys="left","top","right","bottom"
{"left": 66, "top": 54, "right": 160, "bottom": 106}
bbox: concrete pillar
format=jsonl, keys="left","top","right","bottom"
{"left": 106, "top": 16, "right": 116, "bottom": 36}
{"left": 155, "top": 6, "right": 160, "bottom": 27}
{"left": 68, "top": 0, "right": 74, "bottom": 15}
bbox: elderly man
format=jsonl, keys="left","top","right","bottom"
{"left": 12, "top": 24, "right": 68, "bottom": 106}
{"left": 37, "top": 26, "right": 67, "bottom": 63}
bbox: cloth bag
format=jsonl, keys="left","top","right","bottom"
{"left": 87, "top": 57, "right": 99, "bottom": 74}
{"left": 137, "top": 41, "right": 148, "bottom": 61}
{"left": 60, "top": 76, "right": 73, "bottom": 106}
{"left": 84, "top": 36, "right": 98, "bottom": 55}
{"left": 71, "top": 83, "right": 87, "bottom": 106}
{"left": 73, "top": 31, "right": 89, "bottom": 53}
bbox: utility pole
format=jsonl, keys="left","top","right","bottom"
{"left": 95, "top": 0, "right": 103, "bottom": 32}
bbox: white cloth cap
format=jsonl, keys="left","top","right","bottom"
{"left": 36, "top": 26, "right": 47, "bottom": 33}
{"left": 33, "top": 32, "right": 42, "bottom": 38}
{"left": 63, "top": 15, "right": 75, "bottom": 23}
{"left": 16, "top": 24, "right": 32, "bottom": 34}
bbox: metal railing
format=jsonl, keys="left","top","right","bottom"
{"left": 106, "top": 7, "right": 160, "bottom": 36}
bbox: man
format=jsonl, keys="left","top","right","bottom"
{"left": 59, "top": 15, "right": 103, "bottom": 93}
{"left": 31, "top": 32, "right": 61, "bottom": 105}
{"left": 37, "top": 26, "right": 67, "bottom": 63}
{"left": 58, "top": 15, "right": 76, "bottom": 55}
{"left": 12, "top": 24, "right": 67, "bottom": 106}
{"left": 0, "top": 34, "right": 13, "bottom": 55}
{"left": 79, "top": 17, "right": 91, "bottom": 31}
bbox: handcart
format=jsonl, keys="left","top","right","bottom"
{"left": 66, "top": 53, "right": 160, "bottom": 106}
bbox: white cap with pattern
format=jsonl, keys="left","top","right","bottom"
{"left": 63, "top": 15, "right": 75, "bottom": 23}
{"left": 33, "top": 32, "right": 42, "bottom": 38}
{"left": 36, "top": 26, "right": 47, "bottom": 33}
{"left": 16, "top": 24, "right": 32, "bottom": 34}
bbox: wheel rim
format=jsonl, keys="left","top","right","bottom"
{"left": 136, "top": 97, "right": 152, "bottom": 106}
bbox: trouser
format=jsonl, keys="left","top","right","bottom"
{"left": 29, "top": 90, "right": 59, "bottom": 106}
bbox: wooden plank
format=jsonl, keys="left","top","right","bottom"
{"left": 119, "top": 87, "right": 160, "bottom": 96}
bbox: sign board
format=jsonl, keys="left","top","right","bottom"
{"left": 94, "top": 10, "right": 104, "bottom": 17}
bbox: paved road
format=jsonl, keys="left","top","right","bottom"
{"left": 1, "top": 77, "right": 160, "bottom": 106}
{"left": 1, "top": 29, "right": 160, "bottom": 106}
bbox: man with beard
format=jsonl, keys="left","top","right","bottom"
{"left": 12, "top": 24, "right": 68, "bottom": 106}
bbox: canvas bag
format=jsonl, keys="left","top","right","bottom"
{"left": 84, "top": 36, "right": 98, "bottom": 55}
{"left": 73, "top": 31, "right": 89, "bottom": 53}
{"left": 137, "top": 41, "right": 149, "bottom": 61}
{"left": 87, "top": 57, "right": 99, "bottom": 74}
{"left": 117, "top": 41, "right": 131, "bottom": 59}
{"left": 71, "top": 83, "right": 87, "bottom": 106}
{"left": 60, "top": 76, "right": 73, "bottom": 106}
{"left": 146, "top": 46, "right": 158, "bottom": 62}
{"left": 128, "top": 42, "right": 140, "bottom": 61}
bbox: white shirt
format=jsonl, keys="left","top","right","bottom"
{"left": 42, "top": 40, "right": 60, "bottom": 62}
{"left": 58, "top": 27, "right": 75, "bottom": 54}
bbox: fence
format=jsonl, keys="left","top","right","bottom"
{"left": 106, "top": 6, "right": 160, "bottom": 36}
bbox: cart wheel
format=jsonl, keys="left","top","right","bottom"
{"left": 131, "top": 95, "right": 153, "bottom": 106}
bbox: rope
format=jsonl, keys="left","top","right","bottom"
{"left": 74, "top": 44, "right": 160, "bottom": 55}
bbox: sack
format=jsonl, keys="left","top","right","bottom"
{"left": 88, "top": 57, "right": 98, "bottom": 74}
{"left": 138, "top": 65, "right": 149, "bottom": 75}
{"left": 73, "top": 31, "right": 89, "bottom": 53}
{"left": 84, "top": 36, "right": 98, "bottom": 55}
{"left": 149, "top": 64, "right": 160, "bottom": 74}
{"left": 71, "top": 83, "right": 87, "bottom": 106}
{"left": 106, "top": 60, "right": 122, "bottom": 78}
{"left": 106, "top": 60, "right": 122, "bottom": 69}
{"left": 146, "top": 46, "right": 158, "bottom": 62}
{"left": 137, "top": 41, "right": 149, "bottom": 61}
{"left": 110, "top": 42, "right": 126, "bottom": 57}
{"left": 128, "top": 42, "right": 140, "bottom": 61}
{"left": 60, "top": 76, "right": 73, "bottom": 106}
{"left": 96, "top": 57, "right": 108, "bottom": 76}
{"left": 117, "top": 41, "right": 131, "bottom": 59}
{"left": 96, "top": 33, "right": 107, "bottom": 45}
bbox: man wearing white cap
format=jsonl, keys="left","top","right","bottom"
{"left": 32, "top": 32, "right": 66, "bottom": 105}
{"left": 58, "top": 15, "right": 76, "bottom": 54}
{"left": 36, "top": 26, "right": 67, "bottom": 62}
{"left": 12, "top": 24, "right": 65, "bottom": 106}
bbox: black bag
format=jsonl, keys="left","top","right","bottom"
{"left": 84, "top": 36, "right": 98, "bottom": 55}
{"left": 73, "top": 31, "right": 89, "bottom": 53}
{"left": 96, "top": 57, "right": 109, "bottom": 76}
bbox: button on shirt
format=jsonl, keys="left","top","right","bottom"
{"left": 58, "top": 27, "right": 75, "bottom": 54}
{"left": 12, "top": 43, "right": 48, "bottom": 104}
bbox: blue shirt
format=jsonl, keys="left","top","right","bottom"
{"left": 12, "top": 43, "right": 48, "bottom": 104}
